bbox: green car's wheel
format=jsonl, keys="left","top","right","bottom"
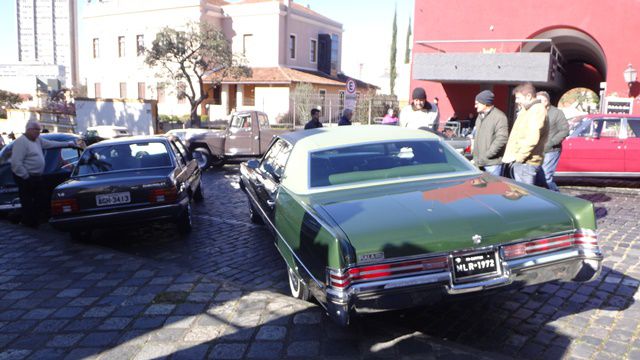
{"left": 288, "top": 266, "right": 310, "bottom": 301}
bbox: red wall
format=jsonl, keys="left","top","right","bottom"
{"left": 412, "top": 0, "right": 640, "bottom": 120}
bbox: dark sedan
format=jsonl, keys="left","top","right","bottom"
{"left": 0, "top": 133, "right": 82, "bottom": 216}
{"left": 49, "top": 135, "right": 202, "bottom": 240}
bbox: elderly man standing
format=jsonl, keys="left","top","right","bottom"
{"left": 399, "top": 87, "right": 439, "bottom": 131}
{"left": 338, "top": 108, "right": 353, "bottom": 126}
{"left": 502, "top": 83, "right": 549, "bottom": 185}
{"left": 11, "top": 121, "right": 77, "bottom": 227}
{"left": 472, "top": 90, "right": 509, "bottom": 176}
{"left": 536, "top": 91, "right": 569, "bottom": 191}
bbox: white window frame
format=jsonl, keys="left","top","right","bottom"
{"left": 289, "top": 34, "right": 297, "bottom": 60}
{"left": 309, "top": 38, "right": 317, "bottom": 63}
{"left": 243, "top": 34, "right": 253, "bottom": 56}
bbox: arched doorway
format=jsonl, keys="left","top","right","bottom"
{"left": 521, "top": 27, "right": 607, "bottom": 104}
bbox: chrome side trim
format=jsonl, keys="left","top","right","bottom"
{"left": 244, "top": 183, "right": 325, "bottom": 290}
{"left": 49, "top": 201, "right": 185, "bottom": 223}
{"left": 0, "top": 203, "right": 21, "bottom": 210}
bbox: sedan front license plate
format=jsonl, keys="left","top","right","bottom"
{"left": 452, "top": 250, "right": 499, "bottom": 283}
{"left": 96, "top": 192, "right": 131, "bottom": 207}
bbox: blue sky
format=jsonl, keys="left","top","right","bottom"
{"left": 0, "top": 0, "right": 414, "bottom": 85}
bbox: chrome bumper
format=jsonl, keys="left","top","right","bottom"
{"left": 326, "top": 246, "right": 602, "bottom": 325}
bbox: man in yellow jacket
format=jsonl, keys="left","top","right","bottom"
{"left": 502, "top": 83, "right": 549, "bottom": 185}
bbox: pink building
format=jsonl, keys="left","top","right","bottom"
{"left": 411, "top": 0, "right": 640, "bottom": 123}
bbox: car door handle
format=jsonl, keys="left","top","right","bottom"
{"left": 266, "top": 199, "right": 275, "bottom": 207}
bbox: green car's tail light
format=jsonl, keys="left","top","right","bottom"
{"left": 148, "top": 186, "right": 178, "bottom": 203}
{"left": 51, "top": 198, "right": 79, "bottom": 216}
{"left": 328, "top": 256, "right": 449, "bottom": 289}
{"left": 502, "top": 229, "right": 598, "bottom": 260}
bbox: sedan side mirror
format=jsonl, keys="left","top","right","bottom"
{"left": 246, "top": 159, "right": 260, "bottom": 170}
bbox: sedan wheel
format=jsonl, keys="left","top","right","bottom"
{"left": 177, "top": 201, "right": 193, "bottom": 234}
{"left": 70, "top": 230, "right": 92, "bottom": 242}
{"left": 192, "top": 148, "right": 211, "bottom": 170}
{"left": 288, "top": 266, "right": 310, "bottom": 301}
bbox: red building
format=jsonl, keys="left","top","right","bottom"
{"left": 411, "top": 0, "right": 640, "bottom": 123}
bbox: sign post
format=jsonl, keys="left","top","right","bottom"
{"left": 345, "top": 79, "right": 357, "bottom": 111}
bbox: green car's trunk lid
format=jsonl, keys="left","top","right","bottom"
{"left": 315, "top": 176, "right": 575, "bottom": 262}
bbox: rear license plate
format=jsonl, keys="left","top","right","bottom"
{"left": 96, "top": 192, "right": 131, "bottom": 207}
{"left": 452, "top": 250, "right": 499, "bottom": 283}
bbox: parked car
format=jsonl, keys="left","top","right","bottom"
{"left": 83, "top": 125, "right": 131, "bottom": 146}
{"left": 168, "top": 110, "right": 291, "bottom": 169}
{"left": 556, "top": 114, "right": 640, "bottom": 177}
{"left": 240, "top": 126, "right": 603, "bottom": 326}
{"left": 419, "top": 127, "right": 472, "bottom": 159}
{"left": 0, "top": 133, "right": 83, "bottom": 215}
{"left": 49, "top": 135, "right": 202, "bottom": 240}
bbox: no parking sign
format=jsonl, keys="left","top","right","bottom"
{"left": 345, "top": 79, "right": 357, "bottom": 110}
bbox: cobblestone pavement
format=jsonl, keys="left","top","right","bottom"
{"left": 0, "top": 166, "right": 639, "bottom": 359}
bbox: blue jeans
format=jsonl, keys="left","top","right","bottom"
{"left": 511, "top": 163, "right": 539, "bottom": 185}
{"left": 481, "top": 164, "right": 503, "bottom": 177}
{"left": 540, "top": 150, "right": 561, "bottom": 191}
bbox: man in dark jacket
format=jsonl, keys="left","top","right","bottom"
{"left": 536, "top": 91, "right": 569, "bottom": 191}
{"left": 338, "top": 108, "right": 353, "bottom": 126}
{"left": 472, "top": 90, "right": 509, "bottom": 176}
{"left": 304, "top": 109, "right": 322, "bottom": 129}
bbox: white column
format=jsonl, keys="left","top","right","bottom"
{"left": 221, "top": 84, "right": 229, "bottom": 115}
{"left": 236, "top": 85, "right": 244, "bottom": 110}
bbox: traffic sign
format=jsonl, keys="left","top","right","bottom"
{"left": 346, "top": 79, "right": 356, "bottom": 94}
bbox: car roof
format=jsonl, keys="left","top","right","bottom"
{"left": 87, "top": 125, "right": 129, "bottom": 130}
{"left": 0, "top": 133, "right": 80, "bottom": 158}
{"left": 280, "top": 125, "right": 440, "bottom": 152}
{"left": 86, "top": 135, "right": 168, "bottom": 148}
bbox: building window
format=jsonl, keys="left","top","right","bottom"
{"left": 138, "top": 82, "right": 145, "bottom": 99}
{"left": 243, "top": 34, "right": 252, "bottom": 57}
{"left": 118, "top": 36, "right": 125, "bottom": 57}
{"left": 136, "top": 35, "right": 144, "bottom": 56}
{"left": 177, "top": 82, "right": 187, "bottom": 104}
{"left": 92, "top": 38, "right": 99, "bottom": 58}
{"left": 310, "top": 39, "right": 317, "bottom": 63}
{"left": 243, "top": 85, "right": 255, "bottom": 106}
{"left": 331, "top": 34, "right": 339, "bottom": 71}
{"left": 119, "top": 82, "right": 127, "bottom": 98}
{"left": 289, "top": 34, "right": 296, "bottom": 59}
{"left": 157, "top": 85, "right": 165, "bottom": 103}
{"left": 94, "top": 83, "right": 101, "bottom": 98}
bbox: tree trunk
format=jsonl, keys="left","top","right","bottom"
{"left": 190, "top": 107, "right": 201, "bottom": 128}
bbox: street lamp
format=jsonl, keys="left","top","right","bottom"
{"left": 623, "top": 63, "right": 637, "bottom": 89}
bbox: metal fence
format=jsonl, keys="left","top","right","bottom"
{"left": 276, "top": 94, "right": 399, "bottom": 127}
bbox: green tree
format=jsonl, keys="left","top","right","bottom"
{"left": 146, "top": 22, "right": 250, "bottom": 128}
{"left": 389, "top": 8, "right": 398, "bottom": 95}
{"left": 291, "top": 82, "right": 316, "bottom": 126}
{"left": 0, "top": 89, "right": 22, "bottom": 118}
{"left": 404, "top": 17, "right": 412, "bottom": 64}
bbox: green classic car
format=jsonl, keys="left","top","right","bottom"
{"left": 240, "top": 126, "right": 603, "bottom": 326}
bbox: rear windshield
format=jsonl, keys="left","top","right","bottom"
{"left": 74, "top": 141, "right": 172, "bottom": 176}
{"left": 309, "top": 140, "right": 474, "bottom": 188}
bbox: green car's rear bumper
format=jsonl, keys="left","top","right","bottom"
{"left": 325, "top": 239, "right": 603, "bottom": 326}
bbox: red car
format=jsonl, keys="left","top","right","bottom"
{"left": 556, "top": 114, "right": 640, "bottom": 176}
